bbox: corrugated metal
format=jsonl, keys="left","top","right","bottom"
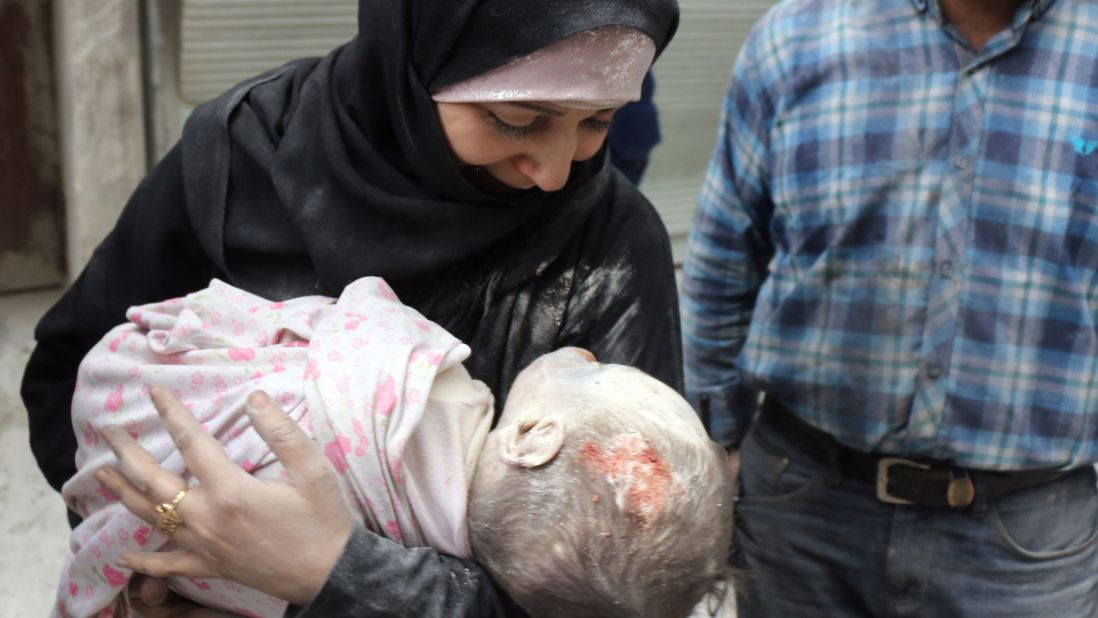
{"left": 178, "top": 0, "right": 779, "bottom": 262}
{"left": 179, "top": 0, "right": 355, "bottom": 103}
{"left": 645, "top": 0, "right": 778, "bottom": 262}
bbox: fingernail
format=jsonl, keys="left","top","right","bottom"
{"left": 116, "top": 557, "right": 131, "bottom": 569}
{"left": 246, "top": 390, "right": 269, "bottom": 413}
{"left": 101, "top": 425, "right": 120, "bottom": 440}
{"left": 94, "top": 467, "right": 111, "bottom": 482}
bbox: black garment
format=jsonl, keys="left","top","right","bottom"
{"left": 24, "top": 145, "right": 681, "bottom": 616}
{"left": 25, "top": 134, "right": 684, "bottom": 616}
{"left": 23, "top": 1, "right": 681, "bottom": 614}
{"left": 284, "top": 525, "right": 529, "bottom": 618}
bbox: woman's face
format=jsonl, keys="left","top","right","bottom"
{"left": 435, "top": 101, "right": 617, "bottom": 193}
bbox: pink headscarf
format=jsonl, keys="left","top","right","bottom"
{"left": 432, "top": 26, "right": 656, "bottom": 109}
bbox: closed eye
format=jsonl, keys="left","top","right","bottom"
{"left": 483, "top": 110, "right": 547, "bottom": 139}
{"left": 581, "top": 117, "right": 613, "bottom": 133}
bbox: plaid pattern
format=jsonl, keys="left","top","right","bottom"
{"left": 682, "top": 0, "right": 1098, "bottom": 469}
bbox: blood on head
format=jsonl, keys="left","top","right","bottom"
{"left": 578, "top": 433, "right": 678, "bottom": 527}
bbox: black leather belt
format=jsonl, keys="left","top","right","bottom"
{"left": 759, "top": 398, "right": 1088, "bottom": 509}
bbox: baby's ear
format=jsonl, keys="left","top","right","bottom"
{"left": 499, "top": 418, "right": 565, "bottom": 468}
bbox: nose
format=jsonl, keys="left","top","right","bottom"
{"left": 513, "top": 133, "right": 576, "bottom": 192}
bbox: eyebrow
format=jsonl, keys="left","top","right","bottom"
{"left": 504, "top": 102, "right": 620, "bottom": 116}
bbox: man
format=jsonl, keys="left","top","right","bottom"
{"left": 683, "top": 0, "right": 1098, "bottom": 615}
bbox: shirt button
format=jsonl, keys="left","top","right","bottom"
{"left": 939, "top": 260, "right": 955, "bottom": 278}
{"left": 927, "top": 362, "right": 942, "bottom": 379}
{"left": 953, "top": 155, "right": 969, "bottom": 169}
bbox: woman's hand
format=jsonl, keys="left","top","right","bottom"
{"left": 96, "top": 387, "right": 356, "bottom": 606}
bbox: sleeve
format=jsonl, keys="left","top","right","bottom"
{"left": 680, "top": 29, "right": 779, "bottom": 450}
{"left": 285, "top": 525, "right": 527, "bottom": 618}
{"left": 21, "top": 144, "right": 216, "bottom": 498}
{"left": 559, "top": 189, "right": 684, "bottom": 395}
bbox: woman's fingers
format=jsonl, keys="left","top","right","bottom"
{"left": 246, "top": 390, "right": 326, "bottom": 478}
{"left": 120, "top": 549, "right": 221, "bottom": 580}
{"left": 149, "top": 386, "right": 241, "bottom": 485}
{"left": 100, "top": 426, "right": 188, "bottom": 507}
{"left": 95, "top": 466, "right": 160, "bottom": 522}
{"left": 98, "top": 387, "right": 352, "bottom": 605}
{"left": 94, "top": 467, "right": 202, "bottom": 546}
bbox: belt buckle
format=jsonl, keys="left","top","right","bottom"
{"left": 876, "top": 457, "right": 931, "bottom": 505}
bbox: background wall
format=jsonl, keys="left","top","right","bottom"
{"left": 53, "top": 0, "right": 148, "bottom": 280}
{"left": 0, "top": 0, "right": 64, "bottom": 293}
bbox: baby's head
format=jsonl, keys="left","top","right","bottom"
{"left": 468, "top": 348, "right": 734, "bottom": 618}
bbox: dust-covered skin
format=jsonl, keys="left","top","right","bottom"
{"left": 467, "top": 348, "right": 733, "bottom": 618}
{"left": 471, "top": 347, "right": 711, "bottom": 526}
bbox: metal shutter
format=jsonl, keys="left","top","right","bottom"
{"left": 645, "top": 0, "right": 778, "bottom": 262}
{"left": 179, "top": 0, "right": 355, "bottom": 104}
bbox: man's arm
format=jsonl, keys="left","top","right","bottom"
{"left": 681, "top": 36, "right": 778, "bottom": 450}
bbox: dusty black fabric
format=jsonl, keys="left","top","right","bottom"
{"left": 284, "top": 524, "right": 528, "bottom": 618}
{"left": 23, "top": 145, "right": 682, "bottom": 615}
{"left": 183, "top": 0, "right": 679, "bottom": 300}
{"left": 23, "top": 0, "right": 681, "bottom": 614}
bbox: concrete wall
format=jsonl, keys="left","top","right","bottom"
{"left": 0, "top": 0, "right": 65, "bottom": 293}
{"left": 53, "top": 0, "right": 147, "bottom": 279}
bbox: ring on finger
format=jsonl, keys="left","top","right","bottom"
{"left": 154, "top": 486, "right": 190, "bottom": 540}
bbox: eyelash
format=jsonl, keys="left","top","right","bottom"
{"left": 582, "top": 118, "right": 613, "bottom": 133}
{"left": 484, "top": 112, "right": 613, "bottom": 139}
{"left": 485, "top": 112, "right": 544, "bottom": 139}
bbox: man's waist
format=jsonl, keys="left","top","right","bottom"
{"left": 757, "top": 398, "right": 1091, "bottom": 510}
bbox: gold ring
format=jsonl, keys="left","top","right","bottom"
{"left": 154, "top": 486, "right": 189, "bottom": 539}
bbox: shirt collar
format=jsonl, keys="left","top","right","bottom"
{"left": 910, "top": 0, "right": 1058, "bottom": 21}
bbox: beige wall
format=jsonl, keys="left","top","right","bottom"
{"left": 53, "top": 0, "right": 147, "bottom": 279}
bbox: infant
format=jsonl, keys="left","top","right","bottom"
{"left": 55, "top": 277, "right": 733, "bottom": 618}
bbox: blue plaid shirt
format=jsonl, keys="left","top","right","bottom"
{"left": 682, "top": 0, "right": 1098, "bottom": 470}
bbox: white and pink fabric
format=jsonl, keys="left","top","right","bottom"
{"left": 55, "top": 277, "right": 493, "bottom": 618}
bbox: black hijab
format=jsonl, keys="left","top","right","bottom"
{"left": 181, "top": 0, "right": 679, "bottom": 304}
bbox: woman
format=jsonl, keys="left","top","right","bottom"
{"left": 26, "top": 0, "right": 681, "bottom": 615}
